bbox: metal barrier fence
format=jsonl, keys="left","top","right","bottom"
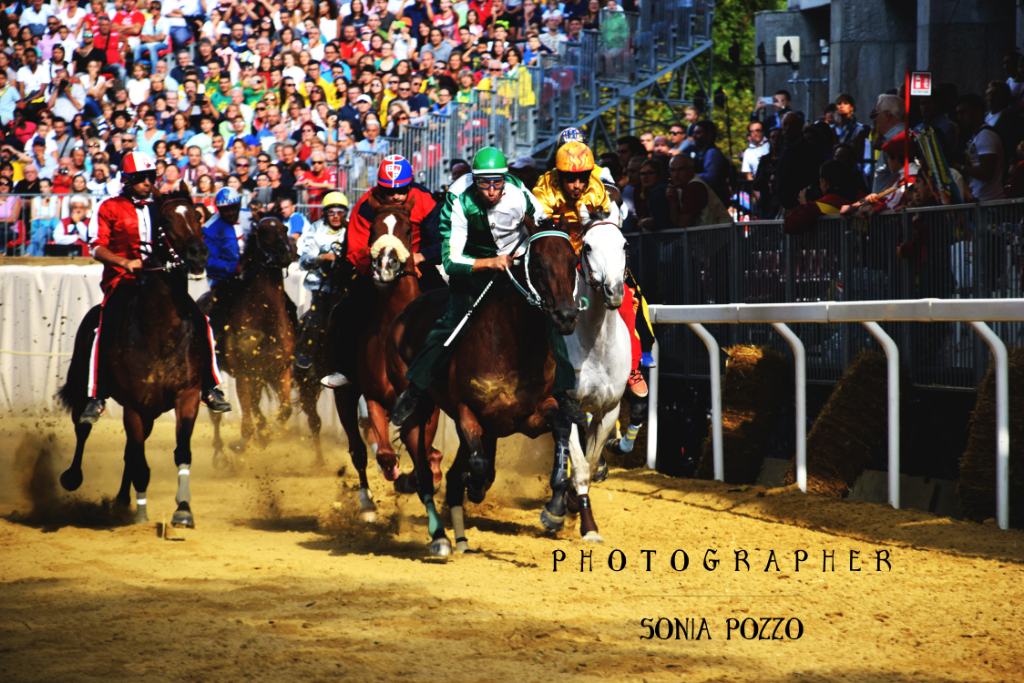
{"left": 627, "top": 199, "right": 1024, "bottom": 389}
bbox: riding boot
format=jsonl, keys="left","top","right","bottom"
{"left": 202, "top": 387, "right": 232, "bottom": 413}
{"left": 295, "top": 295, "right": 326, "bottom": 370}
{"left": 79, "top": 398, "right": 106, "bottom": 424}
{"left": 391, "top": 383, "right": 424, "bottom": 426}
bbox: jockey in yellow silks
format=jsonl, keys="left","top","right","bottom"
{"left": 532, "top": 134, "right": 650, "bottom": 398}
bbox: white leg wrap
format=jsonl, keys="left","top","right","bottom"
{"left": 451, "top": 506, "right": 466, "bottom": 539}
{"left": 176, "top": 464, "right": 191, "bottom": 504}
{"left": 358, "top": 488, "right": 374, "bottom": 508}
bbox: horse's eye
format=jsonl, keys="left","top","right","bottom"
{"left": 583, "top": 243, "right": 591, "bottom": 252}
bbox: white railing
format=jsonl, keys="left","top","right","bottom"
{"left": 646, "top": 298, "right": 1019, "bottom": 530}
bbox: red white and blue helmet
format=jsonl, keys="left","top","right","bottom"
{"left": 376, "top": 155, "right": 413, "bottom": 188}
{"left": 121, "top": 151, "right": 156, "bottom": 180}
{"left": 557, "top": 128, "right": 585, "bottom": 147}
{"left": 215, "top": 187, "right": 242, "bottom": 207}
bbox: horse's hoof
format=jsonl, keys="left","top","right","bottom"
{"left": 171, "top": 503, "right": 195, "bottom": 529}
{"left": 229, "top": 439, "right": 247, "bottom": 453}
{"left": 358, "top": 508, "right": 377, "bottom": 523}
{"left": 380, "top": 463, "right": 399, "bottom": 482}
{"left": 466, "top": 486, "right": 486, "bottom": 505}
{"left": 358, "top": 489, "right": 377, "bottom": 522}
{"left": 212, "top": 451, "right": 229, "bottom": 471}
{"left": 604, "top": 437, "right": 623, "bottom": 456}
{"left": 593, "top": 456, "right": 609, "bottom": 483}
{"left": 430, "top": 537, "right": 452, "bottom": 557}
{"left": 59, "top": 468, "right": 83, "bottom": 492}
{"left": 582, "top": 530, "right": 604, "bottom": 543}
{"left": 135, "top": 506, "right": 149, "bottom": 524}
{"left": 455, "top": 538, "right": 470, "bottom": 554}
{"left": 540, "top": 507, "right": 565, "bottom": 532}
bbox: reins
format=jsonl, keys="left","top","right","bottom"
{"left": 506, "top": 229, "right": 576, "bottom": 308}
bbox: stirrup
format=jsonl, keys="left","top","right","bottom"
{"left": 628, "top": 369, "right": 648, "bottom": 398}
{"left": 203, "top": 387, "right": 232, "bottom": 413}
{"left": 320, "top": 373, "right": 351, "bottom": 388}
{"left": 391, "top": 384, "right": 423, "bottom": 426}
{"left": 79, "top": 398, "right": 106, "bottom": 424}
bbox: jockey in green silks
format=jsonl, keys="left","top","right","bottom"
{"left": 391, "top": 146, "right": 584, "bottom": 426}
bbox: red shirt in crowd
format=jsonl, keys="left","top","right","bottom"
{"left": 94, "top": 30, "right": 125, "bottom": 67}
{"left": 112, "top": 9, "right": 145, "bottom": 36}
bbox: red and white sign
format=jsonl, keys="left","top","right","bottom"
{"left": 910, "top": 72, "right": 932, "bottom": 97}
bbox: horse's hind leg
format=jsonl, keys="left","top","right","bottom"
{"left": 298, "top": 375, "right": 324, "bottom": 468}
{"left": 365, "top": 399, "right": 399, "bottom": 482}
{"left": 171, "top": 392, "right": 200, "bottom": 528}
{"left": 416, "top": 415, "right": 453, "bottom": 558}
{"left": 210, "top": 410, "right": 229, "bottom": 470}
{"left": 272, "top": 365, "right": 293, "bottom": 427}
{"left": 118, "top": 407, "right": 153, "bottom": 524}
{"left": 334, "top": 385, "right": 375, "bottom": 521}
{"left": 445, "top": 440, "right": 470, "bottom": 554}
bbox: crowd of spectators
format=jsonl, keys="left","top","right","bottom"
{"left": 0, "top": 0, "right": 637, "bottom": 255}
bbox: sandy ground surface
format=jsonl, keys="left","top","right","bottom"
{"left": 1, "top": 415, "right": 1023, "bottom": 683}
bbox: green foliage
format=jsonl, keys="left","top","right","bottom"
{"left": 593, "top": 0, "right": 785, "bottom": 162}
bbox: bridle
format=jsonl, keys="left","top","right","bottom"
{"left": 578, "top": 219, "right": 625, "bottom": 293}
{"left": 506, "top": 229, "right": 577, "bottom": 308}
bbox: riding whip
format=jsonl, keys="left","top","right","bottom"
{"left": 443, "top": 230, "right": 529, "bottom": 347}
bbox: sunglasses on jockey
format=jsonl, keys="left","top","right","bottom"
{"left": 325, "top": 206, "right": 347, "bottom": 216}
{"left": 560, "top": 170, "right": 590, "bottom": 185}
{"left": 376, "top": 184, "right": 410, "bottom": 197}
{"left": 474, "top": 175, "right": 505, "bottom": 190}
{"left": 126, "top": 170, "right": 158, "bottom": 183}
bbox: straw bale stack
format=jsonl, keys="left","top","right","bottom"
{"left": 695, "top": 345, "right": 788, "bottom": 484}
{"left": 784, "top": 350, "right": 900, "bottom": 497}
{"left": 958, "top": 347, "right": 1024, "bottom": 527}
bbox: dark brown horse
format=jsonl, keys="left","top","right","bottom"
{"left": 358, "top": 196, "right": 444, "bottom": 498}
{"left": 293, "top": 241, "right": 356, "bottom": 474}
{"left": 197, "top": 217, "right": 298, "bottom": 464}
{"left": 386, "top": 217, "right": 580, "bottom": 556}
{"left": 57, "top": 184, "right": 210, "bottom": 527}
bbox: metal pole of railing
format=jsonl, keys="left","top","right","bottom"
{"left": 771, "top": 322, "right": 806, "bottom": 493}
{"left": 861, "top": 321, "right": 900, "bottom": 509}
{"left": 646, "top": 340, "right": 659, "bottom": 470}
{"left": 969, "top": 321, "right": 1010, "bottom": 530}
{"left": 688, "top": 322, "right": 723, "bottom": 481}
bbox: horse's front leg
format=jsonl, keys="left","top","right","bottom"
{"left": 60, "top": 422, "right": 92, "bottom": 492}
{"left": 118, "top": 407, "right": 153, "bottom": 524}
{"left": 573, "top": 410, "right": 617, "bottom": 543}
{"left": 210, "top": 410, "right": 229, "bottom": 470}
{"left": 171, "top": 389, "right": 200, "bottom": 528}
{"left": 541, "top": 412, "right": 574, "bottom": 533}
{"left": 364, "top": 399, "right": 398, "bottom": 482}
{"left": 231, "top": 374, "right": 255, "bottom": 451}
{"left": 298, "top": 374, "right": 324, "bottom": 468}
{"left": 273, "top": 364, "right": 293, "bottom": 426}
{"left": 457, "top": 404, "right": 492, "bottom": 504}
{"left": 397, "top": 402, "right": 442, "bottom": 495}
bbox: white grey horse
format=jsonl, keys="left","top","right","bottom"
{"left": 539, "top": 203, "right": 632, "bottom": 542}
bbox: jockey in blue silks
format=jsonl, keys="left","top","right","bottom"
{"left": 202, "top": 187, "right": 250, "bottom": 284}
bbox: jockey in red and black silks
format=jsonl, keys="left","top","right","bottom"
{"left": 78, "top": 151, "right": 231, "bottom": 424}
{"left": 319, "top": 154, "right": 445, "bottom": 388}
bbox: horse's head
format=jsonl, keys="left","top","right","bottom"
{"left": 579, "top": 203, "right": 627, "bottom": 309}
{"left": 526, "top": 214, "right": 579, "bottom": 335}
{"left": 367, "top": 192, "right": 415, "bottom": 287}
{"left": 154, "top": 182, "right": 208, "bottom": 279}
{"left": 251, "top": 217, "right": 296, "bottom": 268}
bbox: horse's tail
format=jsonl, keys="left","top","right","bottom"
{"left": 57, "top": 305, "right": 103, "bottom": 413}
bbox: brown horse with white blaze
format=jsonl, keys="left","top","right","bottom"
{"left": 386, "top": 217, "right": 580, "bottom": 556}
{"left": 359, "top": 195, "right": 444, "bottom": 497}
{"left": 57, "top": 185, "right": 210, "bottom": 527}
{"left": 197, "top": 217, "right": 298, "bottom": 464}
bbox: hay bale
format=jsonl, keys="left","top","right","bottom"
{"left": 958, "top": 347, "right": 1024, "bottom": 527}
{"left": 787, "top": 350, "right": 900, "bottom": 497}
{"left": 695, "top": 345, "right": 788, "bottom": 484}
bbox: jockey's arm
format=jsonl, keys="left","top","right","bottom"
{"left": 202, "top": 218, "right": 240, "bottom": 278}
{"left": 94, "top": 246, "right": 143, "bottom": 272}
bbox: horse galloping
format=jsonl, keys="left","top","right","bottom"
{"left": 57, "top": 185, "right": 211, "bottom": 527}
{"left": 387, "top": 216, "right": 580, "bottom": 556}
{"left": 197, "top": 217, "right": 298, "bottom": 465}
{"left": 358, "top": 195, "right": 444, "bottom": 501}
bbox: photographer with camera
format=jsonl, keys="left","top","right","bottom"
{"left": 46, "top": 68, "right": 86, "bottom": 122}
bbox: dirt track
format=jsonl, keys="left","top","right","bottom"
{"left": 1, "top": 416, "right": 1023, "bottom": 683}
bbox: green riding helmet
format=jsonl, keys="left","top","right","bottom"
{"left": 472, "top": 147, "right": 508, "bottom": 178}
